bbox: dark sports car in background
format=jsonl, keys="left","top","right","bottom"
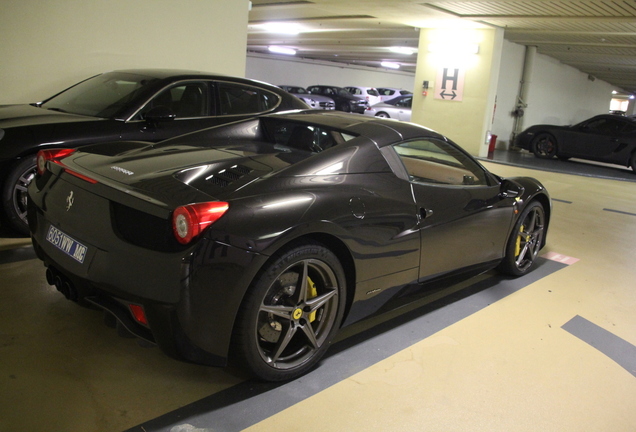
{"left": 515, "top": 114, "right": 636, "bottom": 171}
{"left": 28, "top": 111, "right": 550, "bottom": 381}
{"left": 0, "top": 69, "right": 308, "bottom": 234}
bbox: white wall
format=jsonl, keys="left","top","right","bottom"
{"left": 492, "top": 40, "right": 616, "bottom": 149}
{"left": 0, "top": 0, "right": 250, "bottom": 104}
{"left": 246, "top": 53, "right": 415, "bottom": 91}
{"left": 491, "top": 40, "right": 526, "bottom": 148}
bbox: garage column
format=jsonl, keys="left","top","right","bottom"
{"left": 411, "top": 27, "right": 504, "bottom": 157}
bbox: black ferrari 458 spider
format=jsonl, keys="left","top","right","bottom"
{"left": 28, "top": 111, "right": 551, "bottom": 381}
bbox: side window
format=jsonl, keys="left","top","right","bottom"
{"left": 622, "top": 122, "right": 636, "bottom": 133}
{"left": 395, "top": 97, "right": 412, "bottom": 108}
{"left": 392, "top": 139, "right": 488, "bottom": 186}
{"left": 586, "top": 118, "right": 621, "bottom": 134}
{"left": 138, "top": 82, "right": 209, "bottom": 119}
{"left": 218, "top": 83, "right": 280, "bottom": 115}
{"left": 267, "top": 122, "right": 336, "bottom": 153}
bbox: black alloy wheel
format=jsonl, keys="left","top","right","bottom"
{"left": 339, "top": 103, "right": 351, "bottom": 113}
{"left": 497, "top": 201, "right": 546, "bottom": 277}
{"left": 532, "top": 133, "right": 558, "bottom": 159}
{"left": 232, "top": 241, "right": 346, "bottom": 381}
{"left": 1, "top": 156, "right": 37, "bottom": 236}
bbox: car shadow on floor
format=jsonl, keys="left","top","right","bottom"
{"left": 126, "top": 258, "right": 566, "bottom": 432}
{"left": 481, "top": 149, "right": 636, "bottom": 182}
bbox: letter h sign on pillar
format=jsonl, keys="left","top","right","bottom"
{"left": 435, "top": 67, "right": 465, "bottom": 101}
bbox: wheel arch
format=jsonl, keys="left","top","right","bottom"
{"left": 245, "top": 232, "right": 357, "bottom": 328}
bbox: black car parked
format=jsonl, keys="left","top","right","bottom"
{"left": 0, "top": 69, "right": 308, "bottom": 234}
{"left": 28, "top": 110, "right": 550, "bottom": 381}
{"left": 515, "top": 114, "right": 636, "bottom": 171}
{"left": 306, "top": 85, "right": 367, "bottom": 114}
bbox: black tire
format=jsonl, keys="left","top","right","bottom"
{"left": 532, "top": 133, "right": 558, "bottom": 159}
{"left": 232, "top": 241, "right": 346, "bottom": 381}
{"left": 1, "top": 155, "right": 37, "bottom": 236}
{"left": 630, "top": 152, "right": 636, "bottom": 173}
{"left": 338, "top": 103, "right": 351, "bottom": 113}
{"left": 497, "top": 201, "right": 546, "bottom": 277}
{"left": 375, "top": 112, "right": 390, "bottom": 118}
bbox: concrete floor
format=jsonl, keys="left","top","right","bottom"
{"left": 1, "top": 154, "right": 635, "bottom": 431}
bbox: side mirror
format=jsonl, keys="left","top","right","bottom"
{"left": 499, "top": 178, "right": 524, "bottom": 199}
{"left": 143, "top": 105, "right": 176, "bottom": 124}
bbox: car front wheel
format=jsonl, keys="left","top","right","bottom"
{"left": 497, "top": 201, "right": 546, "bottom": 277}
{"left": 1, "top": 156, "right": 37, "bottom": 236}
{"left": 630, "top": 152, "right": 636, "bottom": 172}
{"left": 232, "top": 241, "right": 346, "bottom": 381}
{"left": 532, "top": 133, "right": 558, "bottom": 159}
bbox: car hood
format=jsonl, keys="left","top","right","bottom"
{"left": 69, "top": 141, "right": 308, "bottom": 202}
{"left": 0, "top": 104, "right": 97, "bottom": 128}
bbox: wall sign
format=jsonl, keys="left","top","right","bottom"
{"left": 434, "top": 67, "right": 465, "bottom": 101}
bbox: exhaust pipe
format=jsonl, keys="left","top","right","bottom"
{"left": 45, "top": 266, "right": 78, "bottom": 301}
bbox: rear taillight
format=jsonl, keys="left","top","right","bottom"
{"left": 36, "top": 148, "right": 97, "bottom": 183}
{"left": 36, "top": 148, "right": 76, "bottom": 175}
{"left": 172, "top": 202, "right": 229, "bottom": 245}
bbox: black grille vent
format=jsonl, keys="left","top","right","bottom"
{"left": 206, "top": 165, "right": 252, "bottom": 188}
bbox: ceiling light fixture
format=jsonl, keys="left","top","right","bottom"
{"left": 428, "top": 43, "right": 479, "bottom": 55}
{"left": 381, "top": 61, "right": 400, "bottom": 69}
{"left": 257, "top": 22, "right": 303, "bottom": 35}
{"left": 268, "top": 46, "right": 297, "bottom": 56}
{"left": 389, "top": 47, "right": 415, "bottom": 55}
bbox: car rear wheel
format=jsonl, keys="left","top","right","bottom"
{"left": 497, "top": 201, "right": 546, "bottom": 277}
{"left": 375, "top": 112, "right": 390, "bottom": 118}
{"left": 1, "top": 156, "right": 36, "bottom": 236}
{"left": 532, "top": 133, "right": 558, "bottom": 159}
{"left": 232, "top": 241, "right": 345, "bottom": 381}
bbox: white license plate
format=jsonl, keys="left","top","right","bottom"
{"left": 46, "top": 225, "right": 89, "bottom": 264}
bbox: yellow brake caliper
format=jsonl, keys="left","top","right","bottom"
{"left": 515, "top": 224, "right": 524, "bottom": 257}
{"left": 307, "top": 276, "right": 318, "bottom": 322}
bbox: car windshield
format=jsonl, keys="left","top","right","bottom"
{"left": 41, "top": 72, "right": 157, "bottom": 118}
{"left": 291, "top": 87, "right": 308, "bottom": 94}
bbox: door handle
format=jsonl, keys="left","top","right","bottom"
{"left": 420, "top": 208, "right": 433, "bottom": 220}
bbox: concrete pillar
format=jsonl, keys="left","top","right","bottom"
{"left": 410, "top": 27, "right": 504, "bottom": 157}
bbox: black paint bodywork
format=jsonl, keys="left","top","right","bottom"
{"left": 0, "top": 69, "right": 308, "bottom": 230}
{"left": 28, "top": 111, "right": 551, "bottom": 367}
{"left": 515, "top": 114, "right": 636, "bottom": 168}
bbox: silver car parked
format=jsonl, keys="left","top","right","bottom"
{"left": 279, "top": 85, "right": 336, "bottom": 110}
{"left": 363, "top": 95, "right": 412, "bottom": 121}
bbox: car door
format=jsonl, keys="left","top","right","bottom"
{"left": 394, "top": 97, "right": 412, "bottom": 121}
{"left": 563, "top": 117, "right": 626, "bottom": 161}
{"left": 390, "top": 138, "right": 515, "bottom": 281}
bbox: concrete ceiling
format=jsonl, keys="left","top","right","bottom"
{"left": 247, "top": 0, "right": 636, "bottom": 95}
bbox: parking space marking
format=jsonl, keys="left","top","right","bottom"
{"left": 127, "top": 258, "right": 567, "bottom": 432}
{"left": 541, "top": 251, "right": 579, "bottom": 265}
{"left": 603, "top": 208, "right": 636, "bottom": 217}
{"left": 562, "top": 315, "right": 636, "bottom": 378}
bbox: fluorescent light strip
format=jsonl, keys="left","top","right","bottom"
{"left": 268, "top": 46, "right": 297, "bottom": 55}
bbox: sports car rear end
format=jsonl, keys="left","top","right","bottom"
{"left": 27, "top": 142, "right": 276, "bottom": 366}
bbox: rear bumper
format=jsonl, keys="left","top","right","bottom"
{"left": 28, "top": 199, "right": 268, "bottom": 367}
